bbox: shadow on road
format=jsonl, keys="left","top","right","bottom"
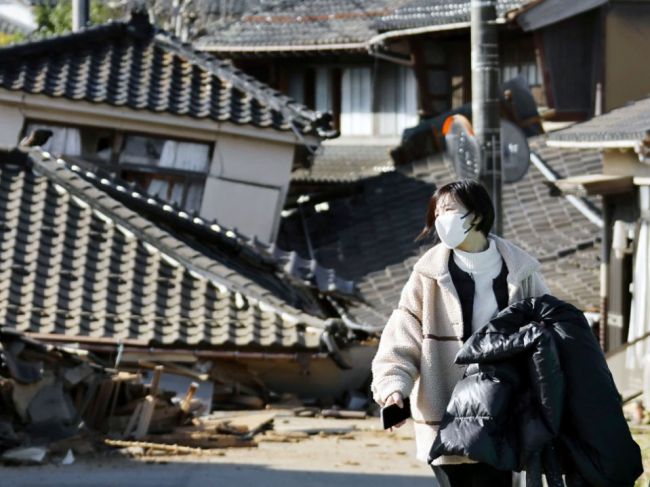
{"left": 0, "top": 459, "right": 437, "bottom": 487}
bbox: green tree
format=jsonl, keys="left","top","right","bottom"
{"left": 34, "top": 1, "right": 127, "bottom": 36}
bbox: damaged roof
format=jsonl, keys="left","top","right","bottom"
{"left": 0, "top": 10, "right": 336, "bottom": 138}
{"left": 278, "top": 136, "right": 604, "bottom": 329}
{"left": 547, "top": 96, "right": 650, "bottom": 148}
{"left": 60, "top": 154, "right": 357, "bottom": 301}
{"left": 0, "top": 148, "right": 354, "bottom": 351}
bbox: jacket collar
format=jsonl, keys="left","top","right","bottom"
{"left": 413, "top": 233, "right": 541, "bottom": 286}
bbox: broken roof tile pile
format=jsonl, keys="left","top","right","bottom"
{"left": 547, "top": 96, "right": 650, "bottom": 147}
{"left": 279, "top": 136, "right": 604, "bottom": 328}
{"left": 372, "top": 0, "right": 528, "bottom": 31}
{"left": 280, "top": 163, "right": 452, "bottom": 329}
{"left": 292, "top": 144, "right": 395, "bottom": 184}
{"left": 0, "top": 148, "right": 340, "bottom": 351}
{"left": 0, "top": 328, "right": 108, "bottom": 450}
{"left": 0, "top": 10, "right": 335, "bottom": 138}
{"left": 194, "top": 0, "right": 402, "bottom": 52}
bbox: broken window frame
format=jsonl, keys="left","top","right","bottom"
{"left": 20, "top": 120, "right": 213, "bottom": 213}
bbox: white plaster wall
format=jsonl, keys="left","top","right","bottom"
{"left": 0, "top": 94, "right": 298, "bottom": 244}
{"left": 207, "top": 132, "right": 294, "bottom": 184}
{"left": 0, "top": 105, "right": 25, "bottom": 147}
{"left": 202, "top": 179, "right": 282, "bottom": 242}
{"left": 201, "top": 133, "right": 295, "bottom": 243}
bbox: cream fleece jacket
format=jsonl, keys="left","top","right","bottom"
{"left": 370, "top": 233, "right": 551, "bottom": 465}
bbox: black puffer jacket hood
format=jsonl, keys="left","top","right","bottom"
{"left": 429, "top": 294, "right": 643, "bottom": 487}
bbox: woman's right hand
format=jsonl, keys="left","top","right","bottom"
{"left": 384, "top": 391, "right": 407, "bottom": 431}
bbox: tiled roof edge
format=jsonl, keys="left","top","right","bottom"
{"left": 152, "top": 32, "right": 337, "bottom": 139}
{"left": 25, "top": 147, "right": 330, "bottom": 329}
{"left": 60, "top": 156, "right": 358, "bottom": 299}
{"left": 546, "top": 96, "right": 650, "bottom": 145}
{"left": 0, "top": 10, "right": 337, "bottom": 139}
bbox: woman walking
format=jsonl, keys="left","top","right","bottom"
{"left": 370, "top": 179, "right": 551, "bottom": 487}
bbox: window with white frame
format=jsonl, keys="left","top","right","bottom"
{"left": 315, "top": 66, "right": 333, "bottom": 114}
{"left": 286, "top": 62, "right": 419, "bottom": 137}
{"left": 288, "top": 71, "right": 306, "bottom": 104}
{"left": 500, "top": 39, "right": 543, "bottom": 89}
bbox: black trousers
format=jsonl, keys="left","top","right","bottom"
{"left": 431, "top": 463, "right": 512, "bottom": 487}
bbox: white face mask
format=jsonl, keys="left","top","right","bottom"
{"left": 434, "top": 210, "right": 474, "bottom": 249}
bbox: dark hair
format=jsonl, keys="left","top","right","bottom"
{"left": 415, "top": 179, "right": 495, "bottom": 242}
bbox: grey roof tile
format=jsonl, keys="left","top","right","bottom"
{"left": 0, "top": 148, "right": 341, "bottom": 350}
{"left": 373, "top": 0, "right": 527, "bottom": 31}
{"left": 64, "top": 158, "right": 357, "bottom": 304}
{"left": 194, "top": 0, "right": 527, "bottom": 52}
{"left": 547, "top": 96, "right": 650, "bottom": 146}
{"left": 194, "top": 0, "right": 397, "bottom": 51}
{"left": 292, "top": 144, "right": 395, "bottom": 183}
{"left": 0, "top": 11, "right": 335, "bottom": 138}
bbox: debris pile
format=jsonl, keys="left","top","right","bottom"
{"left": 105, "top": 407, "right": 366, "bottom": 458}
{"left": 0, "top": 329, "right": 376, "bottom": 464}
{"left": 0, "top": 330, "right": 199, "bottom": 465}
{"left": 108, "top": 411, "right": 276, "bottom": 457}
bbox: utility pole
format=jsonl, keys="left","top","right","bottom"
{"left": 471, "top": 0, "right": 502, "bottom": 236}
{"left": 72, "top": 0, "right": 89, "bottom": 32}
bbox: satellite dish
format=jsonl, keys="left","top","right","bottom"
{"left": 443, "top": 114, "right": 480, "bottom": 180}
{"left": 501, "top": 119, "right": 530, "bottom": 183}
{"left": 443, "top": 115, "right": 530, "bottom": 183}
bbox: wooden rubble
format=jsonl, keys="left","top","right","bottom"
{"left": 1, "top": 331, "right": 371, "bottom": 463}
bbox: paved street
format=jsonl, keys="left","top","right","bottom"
{"left": 1, "top": 416, "right": 436, "bottom": 487}
{"left": 1, "top": 462, "right": 434, "bottom": 487}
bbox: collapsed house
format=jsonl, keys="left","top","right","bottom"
{"left": 0, "top": 2, "right": 632, "bottom": 424}
{"left": 0, "top": 9, "right": 336, "bottom": 245}
{"left": 279, "top": 137, "right": 604, "bottom": 334}
{"left": 0, "top": 326, "right": 207, "bottom": 463}
{"left": 0, "top": 145, "right": 378, "bottom": 408}
{"left": 0, "top": 327, "right": 321, "bottom": 464}
{"left": 0, "top": 10, "right": 389, "bottom": 409}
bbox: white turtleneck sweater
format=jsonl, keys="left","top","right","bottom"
{"left": 452, "top": 236, "right": 504, "bottom": 334}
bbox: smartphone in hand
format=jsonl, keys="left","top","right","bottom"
{"left": 381, "top": 397, "right": 411, "bottom": 429}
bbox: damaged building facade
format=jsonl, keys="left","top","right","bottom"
{"left": 0, "top": 10, "right": 336, "bottom": 244}
{"left": 0, "top": 0, "right": 649, "bottom": 423}
{"left": 0, "top": 11, "right": 382, "bottom": 411}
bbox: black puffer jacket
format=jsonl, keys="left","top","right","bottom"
{"left": 428, "top": 294, "right": 643, "bottom": 487}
